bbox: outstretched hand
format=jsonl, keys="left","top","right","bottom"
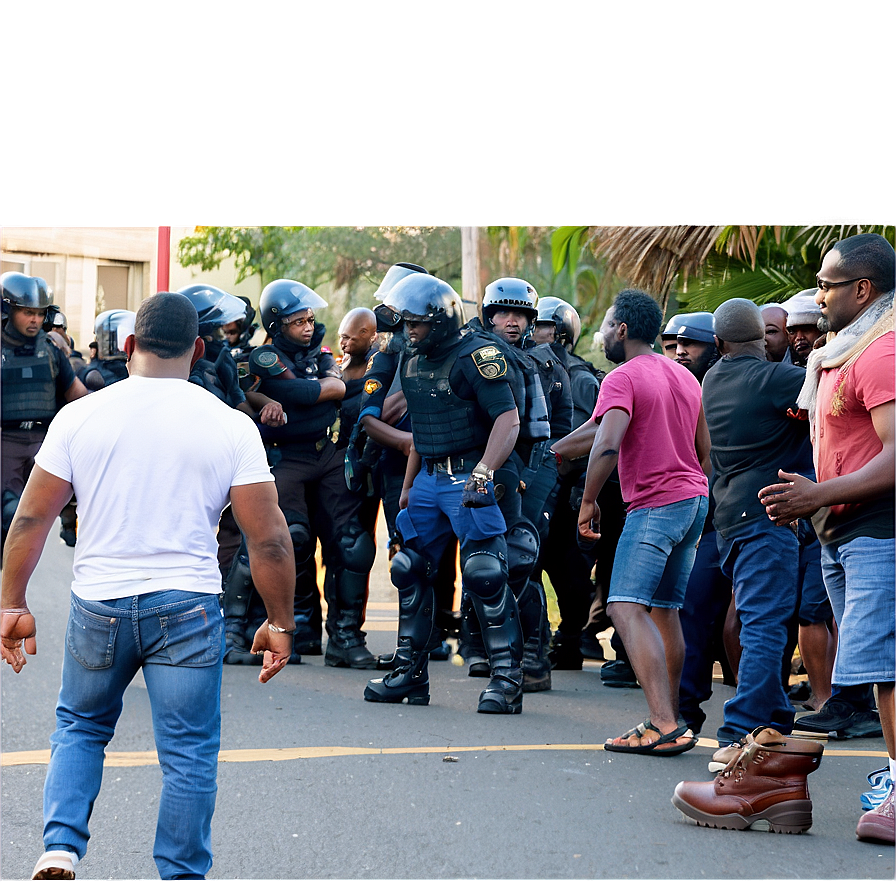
{"left": 1, "top": 610, "right": 37, "bottom": 674}
{"left": 758, "top": 470, "right": 821, "bottom": 526}
{"left": 249, "top": 622, "right": 294, "bottom": 684}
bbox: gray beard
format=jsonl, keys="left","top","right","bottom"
{"left": 817, "top": 316, "right": 833, "bottom": 334}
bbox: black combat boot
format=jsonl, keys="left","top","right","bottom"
{"left": 518, "top": 580, "right": 552, "bottom": 692}
{"left": 325, "top": 565, "right": 377, "bottom": 669}
{"left": 365, "top": 545, "right": 435, "bottom": 705}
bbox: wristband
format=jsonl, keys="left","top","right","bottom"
{"left": 267, "top": 621, "right": 296, "bottom": 634}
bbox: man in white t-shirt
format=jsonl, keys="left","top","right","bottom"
{"left": 1, "top": 292, "right": 296, "bottom": 881}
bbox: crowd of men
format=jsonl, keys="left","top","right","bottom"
{"left": 1, "top": 231, "right": 893, "bottom": 878}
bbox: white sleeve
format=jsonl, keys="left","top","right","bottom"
{"left": 33, "top": 413, "right": 74, "bottom": 484}
{"left": 230, "top": 414, "right": 275, "bottom": 487}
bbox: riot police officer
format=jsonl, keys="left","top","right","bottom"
{"left": 78, "top": 309, "right": 135, "bottom": 391}
{"left": 1, "top": 272, "right": 88, "bottom": 554}
{"left": 363, "top": 272, "right": 526, "bottom": 713}
{"left": 464, "top": 277, "right": 557, "bottom": 692}
{"left": 249, "top": 279, "right": 378, "bottom": 669}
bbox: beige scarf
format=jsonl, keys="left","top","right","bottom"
{"left": 798, "top": 290, "right": 895, "bottom": 432}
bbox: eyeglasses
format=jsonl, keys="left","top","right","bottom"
{"left": 815, "top": 276, "right": 868, "bottom": 292}
{"left": 283, "top": 316, "right": 314, "bottom": 328}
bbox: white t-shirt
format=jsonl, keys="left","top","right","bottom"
{"left": 35, "top": 375, "right": 274, "bottom": 601}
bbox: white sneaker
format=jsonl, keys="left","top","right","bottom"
{"left": 31, "top": 850, "right": 78, "bottom": 880}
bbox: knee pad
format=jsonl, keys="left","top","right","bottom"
{"left": 390, "top": 545, "right": 430, "bottom": 591}
{"left": 2, "top": 489, "right": 19, "bottom": 534}
{"left": 336, "top": 526, "right": 376, "bottom": 575}
{"left": 504, "top": 518, "right": 539, "bottom": 589}
{"left": 286, "top": 516, "right": 314, "bottom": 566}
{"left": 462, "top": 550, "right": 507, "bottom": 602}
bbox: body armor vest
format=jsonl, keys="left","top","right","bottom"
{"left": 1, "top": 330, "right": 59, "bottom": 424}
{"left": 401, "top": 342, "right": 491, "bottom": 458}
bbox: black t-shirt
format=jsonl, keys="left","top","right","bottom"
{"left": 702, "top": 354, "right": 813, "bottom": 538}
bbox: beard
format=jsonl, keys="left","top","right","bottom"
{"left": 817, "top": 315, "right": 833, "bottom": 334}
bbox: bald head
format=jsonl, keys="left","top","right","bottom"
{"left": 761, "top": 304, "right": 789, "bottom": 362}
{"left": 339, "top": 307, "right": 377, "bottom": 362}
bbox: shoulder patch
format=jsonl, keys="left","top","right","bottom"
{"left": 471, "top": 346, "right": 507, "bottom": 380}
{"left": 364, "top": 378, "right": 382, "bottom": 395}
{"left": 250, "top": 347, "right": 288, "bottom": 377}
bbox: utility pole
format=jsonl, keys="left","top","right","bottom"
{"left": 460, "top": 226, "right": 481, "bottom": 322}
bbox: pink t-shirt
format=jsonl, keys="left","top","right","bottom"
{"left": 592, "top": 352, "right": 708, "bottom": 511}
{"left": 815, "top": 330, "right": 895, "bottom": 524}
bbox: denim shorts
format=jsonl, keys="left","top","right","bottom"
{"left": 608, "top": 494, "right": 708, "bottom": 610}
{"left": 821, "top": 536, "right": 895, "bottom": 685}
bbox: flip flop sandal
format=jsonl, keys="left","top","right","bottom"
{"left": 605, "top": 720, "right": 698, "bottom": 756}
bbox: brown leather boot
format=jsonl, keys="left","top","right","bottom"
{"left": 672, "top": 726, "right": 824, "bottom": 834}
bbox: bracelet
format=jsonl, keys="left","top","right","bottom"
{"left": 267, "top": 621, "right": 296, "bottom": 634}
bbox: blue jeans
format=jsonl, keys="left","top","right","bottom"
{"left": 608, "top": 495, "right": 708, "bottom": 610}
{"left": 821, "top": 536, "right": 896, "bottom": 686}
{"left": 715, "top": 519, "right": 800, "bottom": 743}
{"left": 43, "top": 591, "right": 225, "bottom": 880}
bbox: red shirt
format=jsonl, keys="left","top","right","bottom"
{"left": 815, "top": 330, "right": 895, "bottom": 531}
{"left": 592, "top": 352, "right": 707, "bottom": 511}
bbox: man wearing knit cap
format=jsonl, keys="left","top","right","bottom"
{"left": 698, "top": 298, "right": 818, "bottom": 762}
{"left": 760, "top": 232, "right": 895, "bottom": 843}
{"left": 781, "top": 288, "right": 823, "bottom": 367}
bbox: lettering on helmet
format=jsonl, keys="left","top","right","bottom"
{"left": 471, "top": 346, "right": 507, "bottom": 380}
{"left": 364, "top": 378, "right": 382, "bottom": 394}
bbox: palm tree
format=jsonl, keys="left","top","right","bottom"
{"left": 552, "top": 224, "right": 895, "bottom": 322}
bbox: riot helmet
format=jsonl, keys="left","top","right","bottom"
{"left": 177, "top": 284, "right": 248, "bottom": 338}
{"left": 536, "top": 296, "right": 581, "bottom": 348}
{"left": 373, "top": 262, "right": 429, "bottom": 301}
{"left": 259, "top": 279, "right": 328, "bottom": 336}
{"left": 661, "top": 311, "right": 715, "bottom": 344}
{"left": 1, "top": 272, "right": 52, "bottom": 316}
{"left": 387, "top": 272, "right": 464, "bottom": 354}
{"left": 94, "top": 309, "right": 136, "bottom": 360}
{"left": 481, "top": 277, "right": 538, "bottom": 328}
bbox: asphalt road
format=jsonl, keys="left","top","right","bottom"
{"left": 1, "top": 522, "right": 893, "bottom": 890}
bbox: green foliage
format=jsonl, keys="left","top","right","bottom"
{"left": 176, "top": 226, "right": 464, "bottom": 301}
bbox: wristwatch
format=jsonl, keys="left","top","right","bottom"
{"left": 471, "top": 462, "right": 494, "bottom": 483}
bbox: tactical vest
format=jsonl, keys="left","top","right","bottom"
{"left": 401, "top": 343, "right": 491, "bottom": 458}
{"left": 1, "top": 330, "right": 60, "bottom": 424}
{"left": 500, "top": 340, "right": 551, "bottom": 443}
{"left": 567, "top": 354, "right": 603, "bottom": 429}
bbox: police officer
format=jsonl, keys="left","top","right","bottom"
{"left": 465, "top": 278, "right": 556, "bottom": 692}
{"left": 178, "top": 284, "right": 287, "bottom": 665}
{"left": 363, "top": 272, "right": 526, "bottom": 713}
{"left": 78, "top": 309, "right": 135, "bottom": 391}
{"left": 354, "top": 264, "right": 462, "bottom": 663}
{"left": 1, "top": 272, "right": 88, "bottom": 554}
{"left": 661, "top": 311, "right": 719, "bottom": 382}
{"left": 249, "top": 279, "right": 378, "bottom": 669}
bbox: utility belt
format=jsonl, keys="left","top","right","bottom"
{"left": 1, "top": 420, "right": 50, "bottom": 431}
{"left": 423, "top": 450, "right": 484, "bottom": 475}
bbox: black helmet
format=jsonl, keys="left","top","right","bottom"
{"left": 387, "top": 272, "right": 464, "bottom": 354}
{"left": 259, "top": 279, "right": 328, "bottom": 336}
{"left": 662, "top": 311, "right": 715, "bottom": 344}
{"left": 94, "top": 309, "right": 136, "bottom": 360}
{"left": 1, "top": 272, "right": 52, "bottom": 315}
{"left": 536, "top": 296, "right": 581, "bottom": 348}
{"left": 482, "top": 277, "right": 538, "bottom": 330}
{"left": 177, "top": 284, "right": 248, "bottom": 338}
{"left": 373, "top": 263, "right": 429, "bottom": 301}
